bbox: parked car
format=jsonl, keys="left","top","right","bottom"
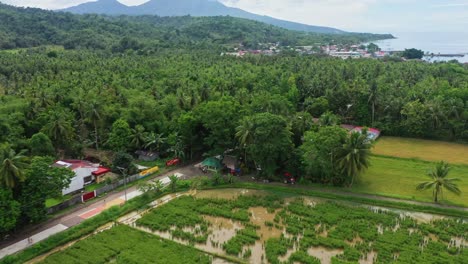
{"left": 166, "top": 158, "right": 180, "bottom": 167}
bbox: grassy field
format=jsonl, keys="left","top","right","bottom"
{"left": 353, "top": 156, "right": 468, "bottom": 206}
{"left": 39, "top": 225, "right": 211, "bottom": 264}
{"left": 373, "top": 137, "right": 468, "bottom": 165}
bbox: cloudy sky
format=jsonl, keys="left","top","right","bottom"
{"left": 2, "top": 0, "right": 467, "bottom": 33}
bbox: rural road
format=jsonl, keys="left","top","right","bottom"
{"left": 0, "top": 164, "right": 202, "bottom": 259}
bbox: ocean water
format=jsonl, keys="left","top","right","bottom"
{"left": 371, "top": 32, "right": 468, "bottom": 63}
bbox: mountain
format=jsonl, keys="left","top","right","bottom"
{"left": 64, "top": 0, "right": 130, "bottom": 15}
{"left": 0, "top": 2, "right": 390, "bottom": 51}
{"left": 62, "top": 0, "right": 345, "bottom": 34}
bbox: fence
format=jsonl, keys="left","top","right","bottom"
{"left": 46, "top": 172, "right": 153, "bottom": 215}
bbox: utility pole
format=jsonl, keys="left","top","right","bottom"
{"left": 117, "top": 166, "right": 128, "bottom": 202}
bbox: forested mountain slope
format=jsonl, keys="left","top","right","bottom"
{"left": 0, "top": 3, "right": 392, "bottom": 50}
{"left": 63, "top": 0, "right": 346, "bottom": 34}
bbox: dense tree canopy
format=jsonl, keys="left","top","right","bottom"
{"left": 0, "top": 0, "right": 467, "bottom": 236}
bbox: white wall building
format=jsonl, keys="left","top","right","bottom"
{"left": 53, "top": 160, "right": 100, "bottom": 195}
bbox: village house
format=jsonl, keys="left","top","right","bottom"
{"left": 52, "top": 160, "right": 111, "bottom": 195}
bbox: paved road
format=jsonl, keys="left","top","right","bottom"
{"left": 0, "top": 164, "right": 201, "bottom": 259}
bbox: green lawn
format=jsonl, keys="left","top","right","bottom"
{"left": 84, "top": 182, "right": 107, "bottom": 192}
{"left": 45, "top": 195, "right": 72, "bottom": 208}
{"left": 353, "top": 156, "right": 468, "bottom": 206}
{"left": 374, "top": 136, "right": 468, "bottom": 165}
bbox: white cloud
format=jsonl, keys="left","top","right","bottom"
{"left": 221, "top": 0, "right": 378, "bottom": 31}
{"left": 431, "top": 3, "right": 468, "bottom": 8}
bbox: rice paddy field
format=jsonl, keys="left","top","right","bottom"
{"left": 38, "top": 225, "right": 212, "bottom": 264}
{"left": 350, "top": 137, "right": 468, "bottom": 206}
{"left": 37, "top": 190, "right": 467, "bottom": 264}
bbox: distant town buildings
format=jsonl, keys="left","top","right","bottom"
{"left": 222, "top": 42, "right": 395, "bottom": 60}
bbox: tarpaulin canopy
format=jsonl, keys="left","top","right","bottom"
{"left": 201, "top": 157, "right": 222, "bottom": 169}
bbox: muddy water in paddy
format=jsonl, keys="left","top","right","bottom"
{"left": 39, "top": 189, "right": 459, "bottom": 264}
{"left": 308, "top": 247, "right": 344, "bottom": 264}
{"left": 200, "top": 216, "right": 243, "bottom": 254}
{"left": 194, "top": 188, "right": 269, "bottom": 200}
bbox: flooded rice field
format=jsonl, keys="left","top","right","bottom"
{"left": 130, "top": 189, "right": 466, "bottom": 264}
{"left": 32, "top": 189, "right": 467, "bottom": 264}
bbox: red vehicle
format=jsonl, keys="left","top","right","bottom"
{"left": 166, "top": 158, "right": 180, "bottom": 167}
{"left": 283, "top": 172, "right": 296, "bottom": 184}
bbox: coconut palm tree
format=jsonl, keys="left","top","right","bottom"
{"left": 417, "top": 161, "right": 461, "bottom": 203}
{"left": 319, "top": 111, "right": 340, "bottom": 127}
{"left": 0, "top": 148, "right": 28, "bottom": 189}
{"left": 236, "top": 117, "right": 255, "bottom": 162}
{"left": 368, "top": 82, "right": 378, "bottom": 126}
{"left": 336, "top": 130, "right": 372, "bottom": 187}
{"left": 144, "top": 132, "right": 166, "bottom": 152}
{"left": 131, "top": 125, "right": 147, "bottom": 150}
{"left": 41, "top": 108, "right": 75, "bottom": 147}
{"left": 86, "top": 100, "right": 102, "bottom": 150}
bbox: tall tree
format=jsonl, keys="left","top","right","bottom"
{"left": 236, "top": 116, "right": 255, "bottom": 162}
{"left": 145, "top": 132, "right": 167, "bottom": 152}
{"left": 243, "top": 113, "right": 293, "bottom": 178}
{"left": 0, "top": 188, "right": 20, "bottom": 235}
{"left": 86, "top": 100, "right": 102, "bottom": 150}
{"left": 301, "top": 126, "right": 347, "bottom": 185}
{"left": 416, "top": 161, "right": 461, "bottom": 203}
{"left": 0, "top": 146, "right": 28, "bottom": 189}
{"left": 40, "top": 108, "right": 75, "bottom": 149}
{"left": 106, "top": 119, "right": 132, "bottom": 152}
{"left": 368, "top": 82, "right": 378, "bottom": 126}
{"left": 335, "top": 130, "right": 373, "bottom": 187}
{"left": 29, "top": 132, "right": 55, "bottom": 157}
{"left": 19, "top": 157, "right": 74, "bottom": 223}
{"left": 131, "top": 125, "right": 147, "bottom": 150}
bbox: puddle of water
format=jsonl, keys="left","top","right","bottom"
{"left": 212, "top": 258, "right": 234, "bottom": 264}
{"left": 200, "top": 216, "right": 243, "bottom": 255}
{"left": 359, "top": 250, "right": 377, "bottom": 264}
{"left": 247, "top": 241, "right": 266, "bottom": 264}
{"left": 346, "top": 236, "right": 363, "bottom": 247}
{"left": 377, "top": 224, "right": 384, "bottom": 235}
{"left": 249, "top": 207, "right": 283, "bottom": 242}
{"left": 315, "top": 224, "right": 329, "bottom": 238}
{"left": 428, "top": 234, "right": 438, "bottom": 242}
{"left": 307, "top": 246, "right": 344, "bottom": 264}
{"left": 194, "top": 189, "right": 267, "bottom": 200}
{"left": 449, "top": 237, "right": 466, "bottom": 248}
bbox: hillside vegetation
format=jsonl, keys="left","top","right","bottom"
{"left": 0, "top": 3, "right": 392, "bottom": 50}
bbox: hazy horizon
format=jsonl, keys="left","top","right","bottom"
{"left": 2, "top": 0, "right": 467, "bottom": 34}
